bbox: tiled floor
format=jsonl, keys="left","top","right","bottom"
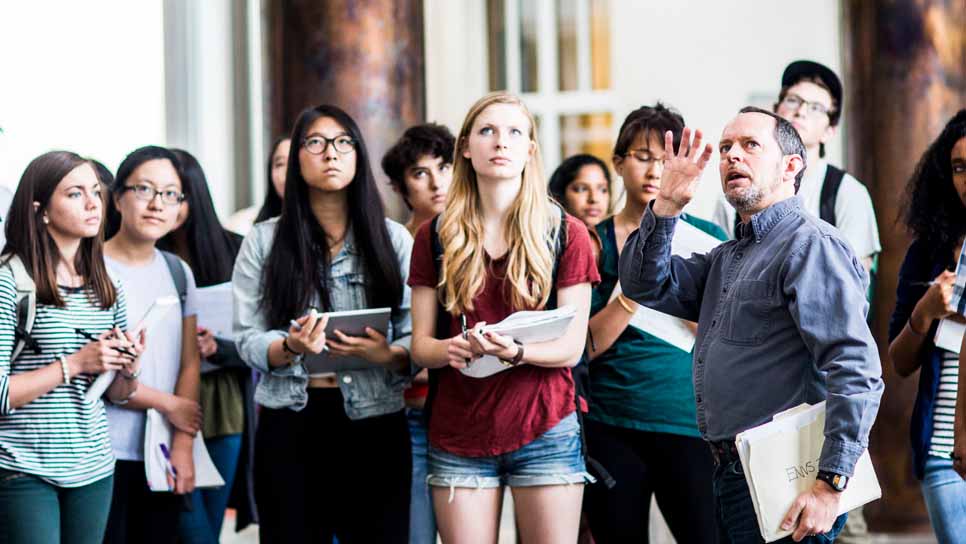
{"left": 220, "top": 499, "right": 940, "bottom": 544}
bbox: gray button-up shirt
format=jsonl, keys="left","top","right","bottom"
{"left": 619, "top": 196, "right": 882, "bottom": 476}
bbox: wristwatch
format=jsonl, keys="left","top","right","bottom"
{"left": 499, "top": 339, "right": 525, "bottom": 367}
{"left": 816, "top": 470, "right": 849, "bottom": 492}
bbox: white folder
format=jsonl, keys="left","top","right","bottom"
{"left": 735, "top": 402, "right": 881, "bottom": 542}
{"left": 143, "top": 408, "right": 225, "bottom": 492}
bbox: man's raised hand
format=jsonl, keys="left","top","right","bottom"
{"left": 652, "top": 128, "right": 713, "bottom": 217}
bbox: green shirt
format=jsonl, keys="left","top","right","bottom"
{"left": 587, "top": 214, "right": 727, "bottom": 437}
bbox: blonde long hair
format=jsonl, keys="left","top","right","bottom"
{"left": 438, "top": 92, "right": 561, "bottom": 314}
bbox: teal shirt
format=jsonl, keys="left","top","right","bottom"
{"left": 587, "top": 214, "right": 727, "bottom": 437}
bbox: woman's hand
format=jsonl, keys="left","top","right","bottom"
{"left": 169, "top": 441, "right": 196, "bottom": 494}
{"left": 327, "top": 327, "right": 393, "bottom": 365}
{"left": 467, "top": 327, "right": 519, "bottom": 362}
{"left": 446, "top": 333, "right": 476, "bottom": 370}
{"left": 160, "top": 394, "right": 202, "bottom": 435}
{"left": 196, "top": 327, "right": 217, "bottom": 359}
{"left": 66, "top": 329, "right": 138, "bottom": 376}
{"left": 287, "top": 312, "right": 329, "bottom": 355}
{"left": 118, "top": 328, "right": 146, "bottom": 379}
{"left": 912, "top": 270, "right": 958, "bottom": 327}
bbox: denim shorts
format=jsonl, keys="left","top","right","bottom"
{"left": 427, "top": 412, "right": 594, "bottom": 495}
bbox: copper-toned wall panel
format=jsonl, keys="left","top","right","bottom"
{"left": 267, "top": 0, "right": 425, "bottom": 218}
{"left": 843, "top": 0, "right": 966, "bottom": 533}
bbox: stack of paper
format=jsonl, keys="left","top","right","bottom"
{"left": 143, "top": 409, "right": 225, "bottom": 492}
{"left": 460, "top": 305, "right": 577, "bottom": 379}
{"left": 735, "top": 402, "right": 881, "bottom": 542}
{"left": 613, "top": 219, "right": 722, "bottom": 353}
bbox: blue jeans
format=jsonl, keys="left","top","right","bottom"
{"left": 921, "top": 455, "right": 966, "bottom": 543}
{"left": 178, "top": 434, "right": 243, "bottom": 544}
{"left": 407, "top": 408, "right": 437, "bottom": 544}
{"left": 0, "top": 469, "right": 113, "bottom": 544}
{"left": 428, "top": 412, "right": 594, "bottom": 489}
{"left": 714, "top": 458, "right": 847, "bottom": 543}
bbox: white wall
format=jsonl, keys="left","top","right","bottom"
{"left": 424, "top": 0, "right": 844, "bottom": 220}
{"left": 0, "top": 1, "right": 166, "bottom": 190}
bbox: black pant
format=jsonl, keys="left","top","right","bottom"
{"left": 103, "top": 460, "right": 184, "bottom": 544}
{"left": 583, "top": 420, "right": 719, "bottom": 544}
{"left": 255, "top": 388, "right": 411, "bottom": 543}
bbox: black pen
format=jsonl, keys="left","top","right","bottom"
{"left": 75, "top": 328, "right": 137, "bottom": 360}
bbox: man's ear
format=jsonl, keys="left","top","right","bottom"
{"left": 783, "top": 154, "right": 805, "bottom": 184}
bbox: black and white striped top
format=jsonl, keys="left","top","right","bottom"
{"left": 0, "top": 266, "right": 127, "bottom": 487}
{"left": 928, "top": 349, "right": 960, "bottom": 458}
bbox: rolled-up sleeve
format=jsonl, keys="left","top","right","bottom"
{"left": 618, "top": 203, "right": 711, "bottom": 322}
{"left": 783, "top": 234, "right": 884, "bottom": 476}
{"left": 232, "top": 223, "right": 285, "bottom": 375}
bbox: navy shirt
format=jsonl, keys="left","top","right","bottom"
{"left": 619, "top": 196, "right": 883, "bottom": 476}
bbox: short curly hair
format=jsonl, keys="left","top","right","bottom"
{"left": 381, "top": 123, "right": 455, "bottom": 208}
{"left": 902, "top": 109, "right": 966, "bottom": 257}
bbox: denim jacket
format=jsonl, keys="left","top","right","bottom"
{"left": 232, "top": 217, "right": 413, "bottom": 419}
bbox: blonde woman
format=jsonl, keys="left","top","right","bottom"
{"left": 410, "top": 92, "right": 599, "bottom": 543}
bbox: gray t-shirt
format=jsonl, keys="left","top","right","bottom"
{"left": 105, "top": 250, "right": 198, "bottom": 461}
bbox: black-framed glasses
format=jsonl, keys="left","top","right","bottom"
{"left": 121, "top": 184, "right": 185, "bottom": 206}
{"left": 780, "top": 94, "right": 832, "bottom": 117}
{"left": 302, "top": 135, "right": 356, "bottom": 155}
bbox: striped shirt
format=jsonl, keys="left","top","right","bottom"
{"left": 928, "top": 349, "right": 960, "bottom": 458}
{"left": 0, "top": 266, "right": 127, "bottom": 487}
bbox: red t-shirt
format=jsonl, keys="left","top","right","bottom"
{"left": 408, "top": 213, "right": 600, "bottom": 457}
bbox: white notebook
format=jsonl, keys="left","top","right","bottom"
{"left": 459, "top": 305, "right": 577, "bottom": 379}
{"left": 143, "top": 408, "right": 225, "bottom": 492}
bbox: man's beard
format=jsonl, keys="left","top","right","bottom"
{"left": 724, "top": 167, "right": 783, "bottom": 214}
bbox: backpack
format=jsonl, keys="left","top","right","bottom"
{"left": 425, "top": 205, "right": 615, "bottom": 489}
{"left": 2, "top": 250, "right": 186, "bottom": 362}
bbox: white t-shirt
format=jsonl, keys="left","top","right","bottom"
{"left": 712, "top": 161, "right": 882, "bottom": 259}
{"left": 104, "top": 250, "right": 198, "bottom": 461}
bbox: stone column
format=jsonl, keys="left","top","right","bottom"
{"left": 266, "top": 0, "right": 425, "bottom": 219}
{"left": 842, "top": 0, "right": 966, "bottom": 533}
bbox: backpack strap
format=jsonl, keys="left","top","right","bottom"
{"left": 2, "top": 254, "right": 39, "bottom": 361}
{"left": 159, "top": 250, "right": 187, "bottom": 306}
{"left": 819, "top": 165, "right": 846, "bottom": 226}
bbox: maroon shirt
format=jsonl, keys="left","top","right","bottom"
{"left": 409, "top": 214, "right": 600, "bottom": 457}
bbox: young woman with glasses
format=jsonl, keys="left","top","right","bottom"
{"left": 0, "top": 151, "right": 142, "bottom": 544}
{"left": 102, "top": 146, "right": 203, "bottom": 544}
{"left": 233, "top": 104, "right": 414, "bottom": 542}
{"left": 582, "top": 104, "right": 726, "bottom": 543}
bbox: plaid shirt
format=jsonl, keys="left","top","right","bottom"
{"left": 954, "top": 244, "right": 966, "bottom": 314}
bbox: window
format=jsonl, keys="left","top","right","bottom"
{"left": 486, "top": 0, "right": 614, "bottom": 171}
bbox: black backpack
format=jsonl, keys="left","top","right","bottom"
{"left": 425, "top": 206, "right": 615, "bottom": 489}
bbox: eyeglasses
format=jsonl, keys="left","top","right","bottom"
{"left": 121, "top": 184, "right": 185, "bottom": 206}
{"left": 780, "top": 94, "right": 832, "bottom": 117}
{"left": 625, "top": 150, "right": 666, "bottom": 165}
{"left": 302, "top": 135, "right": 356, "bottom": 155}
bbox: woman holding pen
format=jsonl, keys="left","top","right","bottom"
{"left": 156, "top": 149, "right": 256, "bottom": 542}
{"left": 409, "top": 92, "right": 599, "bottom": 543}
{"left": 232, "top": 104, "right": 414, "bottom": 543}
{"left": 888, "top": 109, "right": 966, "bottom": 540}
{"left": 102, "top": 146, "right": 203, "bottom": 544}
{"left": 0, "top": 151, "right": 143, "bottom": 543}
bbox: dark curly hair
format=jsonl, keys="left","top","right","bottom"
{"left": 901, "top": 109, "right": 966, "bottom": 257}
{"left": 381, "top": 123, "right": 455, "bottom": 209}
{"left": 548, "top": 153, "right": 612, "bottom": 206}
